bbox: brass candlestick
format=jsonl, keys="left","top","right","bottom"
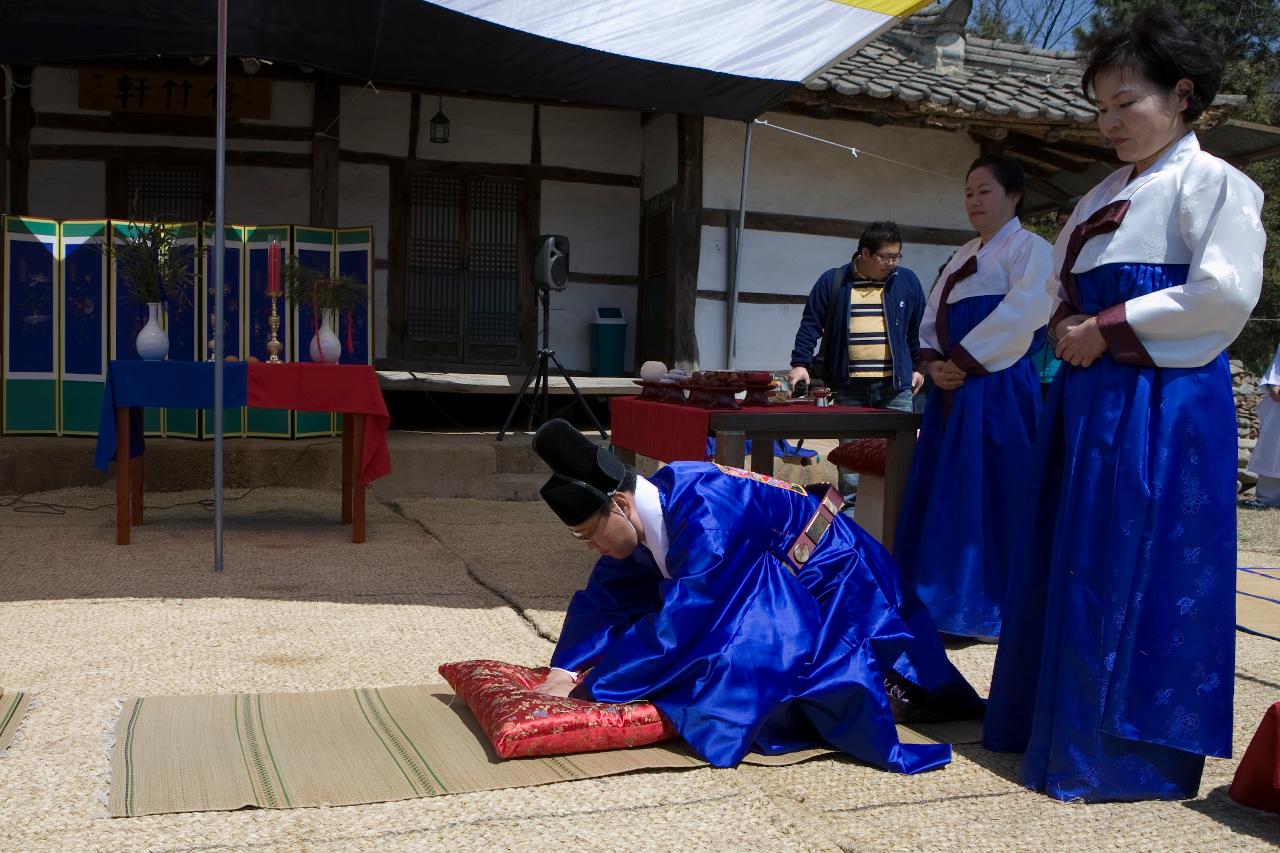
{"left": 266, "top": 293, "right": 283, "bottom": 363}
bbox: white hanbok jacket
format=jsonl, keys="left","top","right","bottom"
{"left": 1048, "top": 132, "right": 1264, "bottom": 368}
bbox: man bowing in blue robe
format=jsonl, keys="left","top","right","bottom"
{"left": 530, "top": 419, "right": 983, "bottom": 773}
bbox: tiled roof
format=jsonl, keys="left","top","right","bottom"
{"left": 805, "top": 3, "right": 1098, "bottom": 124}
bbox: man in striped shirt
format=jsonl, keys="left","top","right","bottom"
{"left": 789, "top": 221, "right": 926, "bottom": 506}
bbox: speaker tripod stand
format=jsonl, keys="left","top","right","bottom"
{"left": 496, "top": 290, "right": 608, "bottom": 442}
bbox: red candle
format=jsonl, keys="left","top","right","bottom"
{"left": 267, "top": 239, "right": 281, "bottom": 297}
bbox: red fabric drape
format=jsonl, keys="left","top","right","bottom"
{"left": 1229, "top": 700, "right": 1280, "bottom": 813}
{"left": 248, "top": 363, "right": 391, "bottom": 485}
{"left": 609, "top": 397, "right": 880, "bottom": 463}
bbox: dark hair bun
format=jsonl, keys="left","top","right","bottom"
{"left": 1080, "top": 4, "right": 1222, "bottom": 122}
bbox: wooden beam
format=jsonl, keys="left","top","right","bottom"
{"left": 310, "top": 79, "right": 340, "bottom": 228}
{"left": 700, "top": 208, "right": 973, "bottom": 247}
{"left": 697, "top": 289, "right": 807, "bottom": 305}
{"left": 668, "top": 114, "right": 703, "bottom": 370}
{"left": 0, "top": 74, "right": 8, "bottom": 214}
{"left": 531, "top": 104, "right": 542, "bottom": 167}
{"left": 30, "top": 144, "right": 305, "bottom": 169}
{"left": 9, "top": 66, "right": 34, "bottom": 215}
{"left": 407, "top": 93, "right": 421, "bottom": 160}
{"left": 1008, "top": 143, "right": 1093, "bottom": 174}
{"left": 566, "top": 272, "right": 641, "bottom": 287}
{"left": 34, "top": 111, "right": 312, "bottom": 141}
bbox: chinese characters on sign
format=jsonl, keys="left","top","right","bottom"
{"left": 79, "top": 69, "right": 271, "bottom": 120}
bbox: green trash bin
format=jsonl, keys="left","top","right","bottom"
{"left": 589, "top": 307, "right": 627, "bottom": 376}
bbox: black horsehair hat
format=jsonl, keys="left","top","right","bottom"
{"left": 533, "top": 419, "right": 625, "bottom": 526}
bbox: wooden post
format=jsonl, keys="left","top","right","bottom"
{"left": 880, "top": 426, "right": 917, "bottom": 551}
{"left": 310, "top": 80, "right": 340, "bottom": 227}
{"left": 9, "top": 66, "right": 34, "bottom": 215}
{"left": 407, "top": 92, "right": 421, "bottom": 160}
{"left": 668, "top": 114, "right": 703, "bottom": 371}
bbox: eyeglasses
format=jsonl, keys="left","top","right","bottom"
{"left": 570, "top": 506, "right": 611, "bottom": 542}
{"left": 873, "top": 251, "right": 903, "bottom": 264}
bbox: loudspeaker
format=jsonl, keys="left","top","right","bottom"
{"left": 532, "top": 235, "right": 569, "bottom": 291}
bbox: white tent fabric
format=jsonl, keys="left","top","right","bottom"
{"left": 431, "top": 0, "right": 932, "bottom": 81}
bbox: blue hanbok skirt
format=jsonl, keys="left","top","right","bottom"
{"left": 984, "top": 263, "right": 1236, "bottom": 802}
{"left": 893, "top": 294, "right": 1043, "bottom": 638}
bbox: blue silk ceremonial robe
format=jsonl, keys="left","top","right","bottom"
{"left": 898, "top": 218, "right": 1052, "bottom": 640}
{"left": 550, "top": 461, "right": 984, "bottom": 771}
{"left": 984, "top": 134, "right": 1264, "bottom": 802}
{"left": 894, "top": 294, "right": 1044, "bottom": 639}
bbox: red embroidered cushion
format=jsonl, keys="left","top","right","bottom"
{"left": 438, "top": 659, "right": 677, "bottom": 759}
{"left": 827, "top": 438, "right": 887, "bottom": 476}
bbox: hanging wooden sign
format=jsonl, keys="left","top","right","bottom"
{"left": 78, "top": 68, "right": 271, "bottom": 120}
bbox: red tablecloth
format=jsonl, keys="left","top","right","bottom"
{"left": 609, "top": 396, "right": 880, "bottom": 463}
{"left": 248, "top": 363, "right": 391, "bottom": 485}
{"left": 1230, "top": 700, "right": 1280, "bottom": 813}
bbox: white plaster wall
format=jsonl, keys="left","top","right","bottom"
{"left": 28, "top": 160, "right": 107, "bottom": 219}
{"left": 339, "top": 163, "right": 391, "bottom": 360}
{"left": 540, "top": 182, "right": 639, "bottom": 276}
{"left": 245, "top": 80, "right": 312, "bottom": 126}
{"left": 225, "top": 166, "right": 309, "bottom": 224}
{"left": 541, "top": 106, "right": 640, "bottom": 175}
{"left": 339, "top": 163, "right": 389, "bottom": 250}
{"left": 32, "top": 67, "right": 109, "bottom": 115}
{"left": 338, "top": 86, "right": 409, "bottom": 157}
{"left": 695, "top": 300, "right": 807, "bottom": 371}
{"left": 704, "top": 112, "right": 976, "bottom": 229}
{"left": 699, "top": 225, "right": 959, "bottom": 296}
{"left": 642, "top": 113, "right": 677, "bottom": 199}
{"left": 416, "top": 97, "right": 533, "bottom": 164}
{"left": 545, "top": 282, "right": 637, "bottom": 374}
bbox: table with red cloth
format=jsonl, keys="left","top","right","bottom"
{"left": 1230, "top": 700, "right": 1280, "bottom": 814}
{"left": 94, "top": 361, "right": 390, "bottom": 545}
{"left": 609, "top": 397, "right": 920, "bottom": 550}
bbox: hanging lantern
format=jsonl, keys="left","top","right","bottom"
{"left": 429, "top": 96, "right": 450, "bottom": 144}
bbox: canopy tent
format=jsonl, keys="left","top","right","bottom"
{"left": 0, "top": 0, "right": 930, "bottom": 121}
{"left": 0, "top": 0, "right": 932, "bottom": 568}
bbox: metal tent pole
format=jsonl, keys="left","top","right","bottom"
{"left": 726, "top": 120, "right": 752, "bottom": 368}
{"left": 213, "top": 0, "right": 228, "bottom": 572}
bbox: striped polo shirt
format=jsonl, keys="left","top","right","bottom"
{"left": 847, "top": 277, "right": 892, "bottom": 379}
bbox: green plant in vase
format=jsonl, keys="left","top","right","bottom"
{"left": 100, "top": 216, "right": 204, "bottom": 361}
{"left": 283, "top": 254, "right": 366, "bottom": 363}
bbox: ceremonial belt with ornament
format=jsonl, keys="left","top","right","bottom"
{"left": 785, "top": 485, "right": 845, "bottom": 573}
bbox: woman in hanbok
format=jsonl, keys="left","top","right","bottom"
{"left": 984, "top": 6, "right": 1265, "bottom": 802}
{"left": 893, "top": 154, "right": 1053, "bottom": 640}
{"left": 1244, "top": 343, "right": 1280, "bottom": 508}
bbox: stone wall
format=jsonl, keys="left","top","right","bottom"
{"left": 1234, "top": 359, "right": 1262, "bottom": 497}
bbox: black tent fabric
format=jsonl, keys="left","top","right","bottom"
{"left": 0, "top": 0, "right": 800, "bottom": 119}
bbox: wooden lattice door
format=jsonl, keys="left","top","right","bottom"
{"left": 402, "top": 173, "right": 524, "bottom": 365}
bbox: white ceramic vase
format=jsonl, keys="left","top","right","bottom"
{"left": 135, "top": 302, "right": 169, "bottom": 361}
{"left": 308, "top": 308, "right": 342, "bottom": 364}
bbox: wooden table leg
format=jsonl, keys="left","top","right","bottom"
{"left": 351, "top": 414, "right": 366, "bottom": 543}
{"left": 713, "top": 430, "right": 747, "bottom": 469}
{"left": 341, "top": 413, "right": 354, "bottom": 524}
{"left": 115, "top": 407, "right": 130, "bottom": 545}
{"left": 750, "top": 434, "right": 775, "bottom": 476}
{"left": 881, "top": 426, "right": 917, "bottom": 552}
{"left": 130, "top": 455, "right": 144, "bottom": 525}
